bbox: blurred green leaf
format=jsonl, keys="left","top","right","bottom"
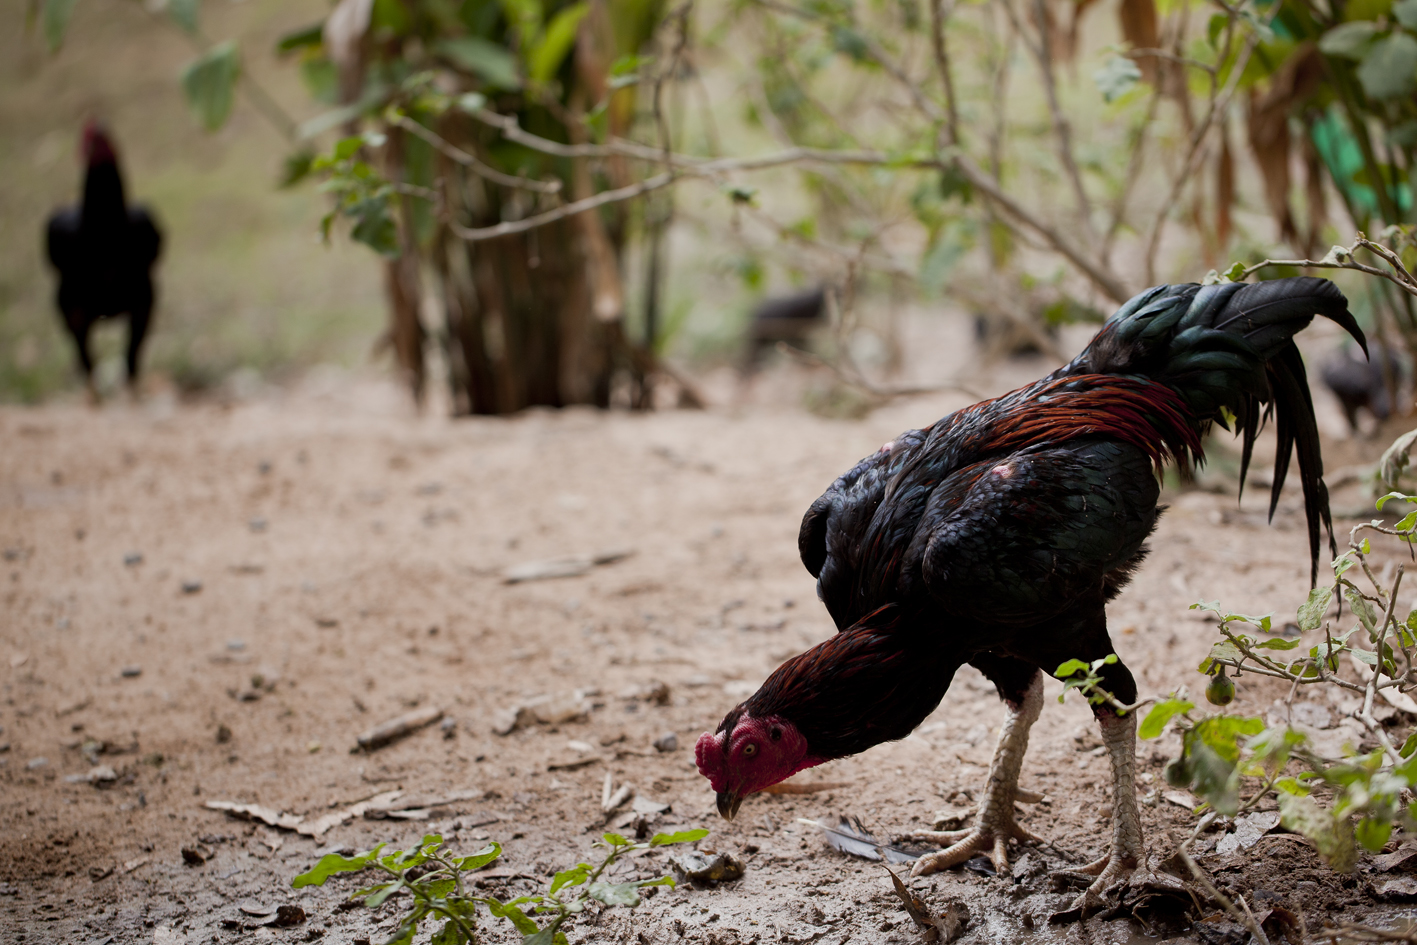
{"left": 1254, "top": 636, "right": 1300, "bottom": 650}
{"left": 1279, "top": 792, "right": 1357, "bottom": 871}
{"left": 829, "top": 24, "right": 871, "bottom": 62}
{"left": 549, "top": 863, "right": 592, "bottom": 894}
{"left": 1188, "top": 738, "right": 1242, "bottom": 815}
{"left": 1207, "top": 12, "right": 1226, "bottom": 48}
{"left": 351, "top": 198, "right": 399, "bottom": 257}
{"left": 277, "top": 22, "right": 326, "bottom": 54}
{"left": 168, "top": 0, "right": 199, "bottom": 34}
{"left": 1357, "top": 815, "right": 1393, "bottom": 853}
{"left": 43, "top": 0, "right": 79, "bottom": 53}
{"left": 1397, "top": 0, "right": 1417, "bottom": 30}
{"left": 485, "top": 898, "right": 539, "bottom": 935}
{"left": 1319, "top": 21, "right": 1383, "bottom": 60}
{"left": 1345, "top": 588, "right": 1378, "bottom": 634}
{"left": 649, "top": 829, "right": 709, "bottom": 846}
{"left": 1358, "top": 32, "right": 1417, "bottom": 99}
{"left": 1139, "top": 698, "right": 1193, "bottom": 739}
{"left": 365, "top": 878, "right": 406, "bottom": 907}
{"left": 280, "top": 149, "right": 317, "bottom": 188}
{"left": 292, "top": 845, "right": 385, "bottom": 887}
{"left": 587, "top": 881, "right": 643, "bottom": 906}
{"left": 454, "top": 842, "right": 502, "bottom": 870}
{"left": 529, "top": 3, "right": 589, "bottom": 83}
{"left": 1198, "top": 639, "right": 1244, "bottom": 674}
{"left": 181, "top": 40, "right": 242, "bottom": 132}
{"left": 602, "top": 833, "right": 630, "bottom": 847}
{"left": 1094, "top": 55, "right": 1142, "bottom": 103}
{"left": 1298, "top": 585, "right": 1332, "bottom": 631}
{"left": 439, "top": 37, "right": 522, "bottom": 89}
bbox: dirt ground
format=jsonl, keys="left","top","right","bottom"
{"left": 4, "top": 318, "right": 1416, "bottom": 945}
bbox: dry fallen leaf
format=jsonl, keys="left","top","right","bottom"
{"left": 884, "top": 866, "right": 968, "bottom": 943}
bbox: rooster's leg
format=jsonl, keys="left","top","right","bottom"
{"left": 1055, "top": 709, "right": 1143, "bottom": 913}
{"left": 909, "top": 668, "right": 1043, "bottom": 877}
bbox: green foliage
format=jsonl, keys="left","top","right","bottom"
{"left": 181, "top": 40, "right": 243, "bottom": 132}
{"left": 310, "top": 133, "right": 401, "bottom": 257}
{"left": 168, "top": 0, "right": 200, "bottom": 35}
{"left": 1152, "top": 473, "right": 1417, "bottom": 874}
{"left": 294, "top": 830, "right": 704, "bottom": 945}
{"left": 41, "top": 0, "right": 79, "bottom": 53}
{"left": 1093, "top": 56, "right": 1142, "bottom": 103}
{"left": 1357, "top": 32, "right": 1417, "bottom": 99}
{"left": 438, "top": 37, "right": 523, "bottom": 89}
{"left": 1055, "top": 654, "right": 1124, "bottom": 710}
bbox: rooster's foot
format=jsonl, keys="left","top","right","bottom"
{"left": 907, "top": 812, "right": 1043, "bottom": 877}
{"left": 1054, "top": 855, "right": 1139, "bottom": 918}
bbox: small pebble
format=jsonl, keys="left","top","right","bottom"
{"left": 441, "top": 717, "right": 458, "bottom": 739}
{"left": 257, "top": 461, "right": 272, "bottom": 475}
{"left": 181, "top": 580, "right": 203, "bottom": 594}
{"left": 249, "top": 518, "right": 267, "bottom": 533}
{"left": 226, "top": 640, "right": 246, "bottom": 651}
{"left": 27, "top": 757, "right": 48, "bottom": 770}
{"left": 123, "top": 553, "right": 143, "bottom": 567}
{"left": 653, "top": 732, "right": 679, "bottom": 752}
{"left": 120, "top": 666, "right": 142, "bottom": 678}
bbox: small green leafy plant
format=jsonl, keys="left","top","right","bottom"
{"left": 1055, "top": 654, "right": 1127, "bottom": 711}
{"left": 1139, "top": 479, "right": 1417, "bottom": 872}
{"left": 293, "top": 828, "right": 708, "bottom": 945}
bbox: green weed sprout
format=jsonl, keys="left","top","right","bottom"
{"left": 293, "top": 828, "right": 708, "bottom": 945}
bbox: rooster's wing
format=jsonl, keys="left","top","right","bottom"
{"left": 910, "top": 439, "right": 1161, "bottom": 625}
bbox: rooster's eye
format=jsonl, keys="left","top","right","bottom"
{"left": 770, "top": 727, "right": 782, "bottom": 741}
{"left": 742, "top": 743, "right": 757, "bottom": 757}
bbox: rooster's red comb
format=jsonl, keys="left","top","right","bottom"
{"left": 81, "top": 120, "right": 117, "bottom": 166}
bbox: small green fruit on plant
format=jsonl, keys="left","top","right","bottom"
{"left": 1163, "top": 755, "right": 1193, "bottom": 789}
{"left": 293, "top": 828, "right": 708, "bottom": 945}
{"left": 1205, "top": 665, "right": 1235, "bottom": 706}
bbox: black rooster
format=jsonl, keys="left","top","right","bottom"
{"left": 45, "top": 121, "right": 162, "bottom": 399}
{"left": 697, "top": 277, "right": 1363, "bottom": 914}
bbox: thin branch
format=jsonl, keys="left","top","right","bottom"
{"left": 949, "top": 152, "right": 1131, "bottom": 302}
{"left": 749, "top": 0, "right": 946, "bottom": 124}
{"left": 390, "top": 114, "right": 562, "bottom": 194}
{"left": 1143, "top": 32, "right": 1257, "bottom": 284}
{"left": 1125, "top": 47, "right": 1218, "bottom": 75}
{"left": 467, "top": 100, "right": 1134, "bottom": 300}
{"left": 1240, "top": 234, "right": 1417, "bottom": 299}
{"left": 1170, "top": 840, "right": 1272, "bottom": 945}
{"left": 773, "top": 342, "right": 986, "bottom": 402}
{"left": 448, "top": 171, "right": 676, "bottom": 242}
{"left": 1102, "top": 86, "right": 1163, "bottom": 266}
{"left": 1001, "top": 0, "right": 1097, "bottom": 242}
{"left": 928, "top": 0, "right": 960, "bottom": 146}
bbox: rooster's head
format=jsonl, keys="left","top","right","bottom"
{"left": 695, "top": 708, "right": 821, "bottom": 821}
{"left": 81, "top": 120, "right": 117, "bottom": 167}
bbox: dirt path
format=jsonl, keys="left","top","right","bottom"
{"left": 0, "top": 355, "right": 1408, "bottom": 944}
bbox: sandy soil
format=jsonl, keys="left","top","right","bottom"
{"left": 3, "top": 330, "right": 1414, "bottom": 945}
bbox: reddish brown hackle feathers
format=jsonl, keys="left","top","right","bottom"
{"left": 954, "top": 375, "right": 1202, "bottom": 475}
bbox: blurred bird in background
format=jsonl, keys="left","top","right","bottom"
{"left": 45, "top": 120, "right": 162, "bottom": 401}
{"left": 1321, "top": 341, "right": 1406, "bottom": 437}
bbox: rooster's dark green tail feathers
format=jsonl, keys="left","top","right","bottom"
{"left": 1095, "top": 276, "right": 1365, "bottom": 585}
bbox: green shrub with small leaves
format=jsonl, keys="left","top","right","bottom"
{"left": 293, "top": 828, "right": 708, "bottom": 945}
{"left": 1135, "top": 477, "right": 1417, "bottom": 872}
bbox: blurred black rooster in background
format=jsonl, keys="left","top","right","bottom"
{"left": 45, "top": 121, "right": 162, "bottom": 400}
{"left": 1321, "top": 341, "right": 1405, "bottom": 436}
{"left": 698, "top": 277, "right": 1364, "bottom": 917}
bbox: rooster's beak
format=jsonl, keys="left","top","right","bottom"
{"left": 716, "top": 791, "right": 743, "bottom": 821}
